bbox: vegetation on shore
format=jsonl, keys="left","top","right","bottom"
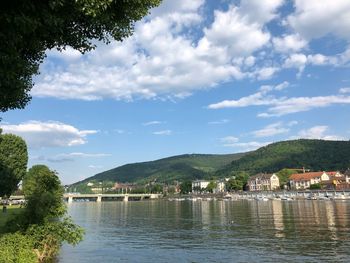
{"left": 0, "top": 130, "right": 84, "bottom": 263}
{"left": 71, "top": 139, "right": 350, "bottom": 193}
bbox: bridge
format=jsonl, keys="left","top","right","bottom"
{"left": 6, "top": 193, "right": 162, "bottom": 203}
{"left": 63, "top": 193, "right": 162, "bottom": 202}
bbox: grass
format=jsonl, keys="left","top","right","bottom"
{"left": 0, "top": 205, "right": 23, "bottom": 234}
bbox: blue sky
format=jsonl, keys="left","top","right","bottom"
{"left": 2, "top": 0, "right": 350, "bottom": 184}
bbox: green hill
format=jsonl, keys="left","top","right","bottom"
{"left": 74, "top": 153, "right": 245, "bottom": 185}
{"left": 216, "top": 139, "right": 350, "bottom": 177}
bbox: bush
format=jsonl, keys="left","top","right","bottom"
{"left": 0, "top": 232, "right": 36, "bottom": 263}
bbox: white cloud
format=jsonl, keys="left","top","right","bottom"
{"left": 287, "top": 121, "right": 298, "bottom": 126}
{"left": 142, "top": 121, "right": 163, "bottom": 126}
{"left": 256, "top": 67, "right": 279, "bottom": 80}
{"left": 251, "top": 122, "right": 289, "bottom": 137}
{"left": 275, "top": 81, "right": 290, "bottom": 91}
{"left": 29, "top": 0, "right": 350, "bottom": 103}
{"left": 47, "top": 46, "right": 82, "bottom": 61}
{"left": 88, "top": 165, "right": 103, "bottom": 169}
{"left": 284, "top": 53, "right": 307, "bottom": 72}
{"left": 239, "top": 0, "right": 284, "bottom": 24}
{"left": 339, "top": 87, "right": 350, "bottom": 94}
{"left": 209, "top": 86, "right": 350, "bottom": 116}
{"left": 36, "top": 152, "right": 110, "bottom": 163}
{"left": 222, "top": 140, "right": 272, "bottom": 151}
{"left": 208, "top": 119, "right": 230, "bottom": 125}
{"left": 287, "top": 0, "right": 350, "bottom": 41}
{"left": 296, "top": 126, "right": 345, "bottom": 140}
{"left": 208, "top": 81, "right": 288, "bottom": 109}
{"left": 1, "top": 121, "right": 97, "bottom": 149}
{"left": 32, "top": 0, "right": 288, "bottom": 101}
{"left": 263, "top": 95, "right": 350, "bottom": 117}
{"left": 152, "top": 130, "right": 172, "bottom": 135}
{"left": 114, "top": 129, "right": 125, "bottom": 134}
{"left": 66, "top": 152, "right": 111, "bottom": 158}
{"left": 220, "top": 136, "right": 239, "bottom": 144}
{"left": 273, "top": 34, "right": 307, "bottom": 53}
{"left": 203, "top": 2, "right": 273, "bottom": 57}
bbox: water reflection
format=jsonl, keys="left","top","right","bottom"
{"left": 60, "top": 200, "right": 350, "bottom": 263}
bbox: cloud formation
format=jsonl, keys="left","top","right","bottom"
{"left": 295, "top": 126, "right": 345, "bottom": 141}
{"left": 31, "top": 0, "right": 292, "bottom": 101}
{"left": 152, "top": 130, "right": 172, "bottom": 135}
{"left": 209, "top": 84, "right": 350, "bottom": 117}
{"left": 251, "top": 122, "right": 290, "bottom": 137}
{"left": 1, "top": 121, "right": 97, "bottom": 148}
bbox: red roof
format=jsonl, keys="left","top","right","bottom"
{"left": 289, "top": 172, "right": 324, "bottom": 181}
{"left": 326, "top": 171, "right": 338, "bottom": 176}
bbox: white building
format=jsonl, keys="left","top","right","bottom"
{"left": 247, "top": 173, "right": 280, "bottom": 191}
{"left": 191, "top": 180, "right": 226, "bottom": 193}
{"left": 192, "top": 180, "right": 210, "bottom": 192}
{"left": 289, "top": 171, "right": 330, "bottom": 190}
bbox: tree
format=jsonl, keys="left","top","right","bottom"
{"left": 226, "top": 179, "right": 243, "bottom": 191}
{"left": 225, "top": 171, "right": 249, "bottom": 191}
{"left": 27, "top": 218, "right": 84, "bottom": 262}
{"left": 206, "top": 181, "right": 217, "bottom": 193}
{"left": 0, "top": 131, "right": 28, "bottom": 197}
{"left": 276, "top": 168, "right": 299, "bottom": 189}
{"left": 0, "top": 232, "right": 36, "bottom": 263}
{"left": 0, "top": 0, "right": 161, "bottom": 112}
{"left": 180, "top": 181, "right": 192, "bottom": 194}
{"left": 22, "top": 165, "right": 66, "bottom": 226}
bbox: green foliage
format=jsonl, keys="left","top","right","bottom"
{"left": 72, "top": 153, "right": 245, "bottom": 188}
{"left": 129, "top": 187, "right": 147, "bottom": 194}
{"left": 27, "top": 218, "right": 84, "bottom": 262}
{"left": 0, "top": 132, "right": 28, "bottom": 197}
{"left": 0, "top": 207, "right": 23, "bottom": 233}
{"left": 309, "top": 183, "right": 321, "bottom": 190}
{"left": 206, "top": 181, "right": 217, "bottom": 193}
{"left": 21, "top": 165, "right": 66, "bottom": 226}
{"left": 180, "top": 181, "right": 192, "bottom": 194}
{"left": 217, "top": 140, "right": 350, "bottom": 177}
{"left": 149, "top": 184, "right": 163, "bottom": 193}
{"left": 225, "top": 171, "right": 249, "bottom": 191}
{"left": 0, "top": 232, "right": 36, "bottom": 263}
{"left": 276, "top": 168, "right": 299, "bottom": 187}
{"left": 0, "top": 0, "right": 161, "bottom": 112}
{"left": 3, "top": 165, "right": 84, "bottom": 263}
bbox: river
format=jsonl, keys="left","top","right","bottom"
{"left": 59, "top": 200, "right": 350, "bottom": 262}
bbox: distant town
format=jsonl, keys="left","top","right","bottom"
{"left": 69, "top": 168, "right": 350, "bottom": 196}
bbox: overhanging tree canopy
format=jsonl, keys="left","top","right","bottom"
{"left": 0, "top": 0, "right": 161, "bottom": 112}
{"left": 0, "top": 131, "right": 28, "bottom": 197}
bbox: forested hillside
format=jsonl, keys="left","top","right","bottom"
{"left": 73, "top": 153, "right": 245, "bottom": 185}
{"left": 216, "top": 139, "right": 350, "bottom": 177}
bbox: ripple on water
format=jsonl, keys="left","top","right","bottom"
{"left": 60, "top": 200, "right": 350, "bottom": 263}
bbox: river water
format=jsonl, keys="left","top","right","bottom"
{"left": 59, "top": 200, "right": 350, "bottom": 262}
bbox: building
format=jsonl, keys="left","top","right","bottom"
{"left": 247, "top": 173, "right": 280, "bottom": 191}
{"left": 113, "top": 182, "right": 135, "bottom": 193}
{"left": 214, "top": 180, "right": 226, "bottom": 193}
{"left": 289, "top": 171, "right": 330, "bottom": 190}
{"left": 191, "top": 180, "right": 226, "bottom": 193}
{"left": 192, "top": 180, "right": 210, "bottom": 192}
{"left": 323, "top": 171, "right": 350, "bottom": 190}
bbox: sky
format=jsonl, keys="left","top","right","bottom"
{"left": 2, "top": 0, "right": 350, "bottom": 184}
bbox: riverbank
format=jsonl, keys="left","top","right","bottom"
{"left": 165, "top": 190, "right": 350, "bottom": 202}
{"left": 0, "top": 205, "right": 23, "bottom": 233}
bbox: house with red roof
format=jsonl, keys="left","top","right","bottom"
{"left": 289, "top": 171, "right": 350, "bottom": 190}
{"left": 289, "top": 172, "right": 330, "bottom": 190}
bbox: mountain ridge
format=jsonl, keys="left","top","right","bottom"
{"left": 71, "top": 139, "right": 350, "bottom": 187}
